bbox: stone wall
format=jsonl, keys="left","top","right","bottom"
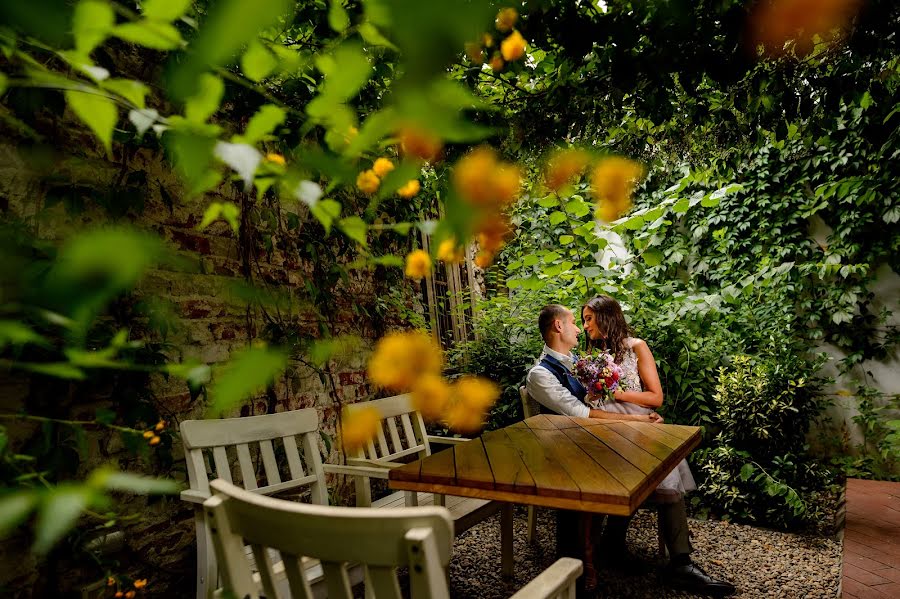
{"left": 0, "top": 137, "right": 419, "bottom": 596}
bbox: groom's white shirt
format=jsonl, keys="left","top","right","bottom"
{"left": 525, "top": 344, "right": 590, "bottom": 418}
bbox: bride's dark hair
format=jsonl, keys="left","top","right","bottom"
{"left": 582, "top": 295, "right": 632, "bottom": 362}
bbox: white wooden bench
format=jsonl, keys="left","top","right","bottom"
{"left": 205, "top": 477, "right": 584, "bottom": 599}
{"left": 344, "top": 393, "right": 502, "bottom": 535}
{"left": 181, "top": 408, "right": 391, "bottom": 599}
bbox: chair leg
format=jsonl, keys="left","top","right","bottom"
{"left": 194, "top": 508, "right": 216, "bottom": 599}
{"left": 526, "top": 505, "right": 536, "bottom": 544}
{"left": 355, "top": 475, "right": 372, "bottom": 507}
{"left": 404, "top": 490, "right": 419, "bottom": 506}
{"left": 501, "top": 503, "right": 514, "bottom": 577}
{"left": 434, "top": 493, "right": 445, "bottom": 507}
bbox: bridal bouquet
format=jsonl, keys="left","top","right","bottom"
{"left": 573, "top": 350, "right": 622, "bottom": 405}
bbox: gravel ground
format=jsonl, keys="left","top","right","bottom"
{"left": 446, "top": 506, "right": 842, "bottom": 598}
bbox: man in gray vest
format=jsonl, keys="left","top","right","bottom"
{"left": 526, "top": 304, "right": 735, "bottom": 596}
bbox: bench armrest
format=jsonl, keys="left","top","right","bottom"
{"left": 426, "top": 435, "right": 469, "bottom": 446}
{"left": 180, "top": 489, "right": 210, "bottom": 505}
{"left": 322, "top": 463, "right": 392, "bottom": 480}
{"left": 508, "top": 557, "right": 583, "bottom": 599}
{"left": 346, "top": 457, "right": 405, "bottom": 469}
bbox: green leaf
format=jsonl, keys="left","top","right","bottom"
{"left": 559, "top": 235, "right": 574, "bottom": 244}
{"left": 0, "top": 321, "right": 49, "bottom": 349}
{"left": 234, "top": 105, "right": 286, "bottom": 145}
{"left": 89, "top": 468, "right": 179, "bottom": 494}
{"left": 0, "top": 73, "right": 6, "bottom": 95}
{"left": 542, "top": 251, "right": 560, "bottom": 262}
{"left": 241, "top": 40, "right": 279, "bottom": 82}
{"left": 22, "top": 363, "right": 87, "bottom": 379}
{"left": 65, "top": 90, "right": 117, "bottom": 154}
{"left": 538, "top": 196, "right": 559, "bottom": 208}
{"left": 185, "top": 74, "right": 224, "bottom": 123}
{"left": 739, "top": 463, "right": 755, "bottom": 482}
{"left": 73, "top": 0, "right": 114, "bottom": 54}
{"left": 33, "top": 486, "right": 94, "bottom": 554}
{"left": 128, "top": 108, "right": 158, "bottom": 137}
{"left": 328, "top": 0, "right": 351, "bottom": 32}
{"left": 549, "top": 211, "right": 567, "bottom": 226}
{"left": 198, "top": 202, "right": 223, "bottom": 230}
{"left": 310, "top": 199, "right": 342, "bottom": 233}
{"left": 100, "top": 79, "right": 148, "bottom": 109}
{"left": 578, "top": 267, "right": 601, "bottom": 278}
{"left": 623, "top": 215, "right": 645, "bottom": 230}
{"left": 642, "top": 249, "right": 664, "bottom": 267}
{"left": 338, "top": 216, "right": 368, "bottom": 245}
{"left": 209, "top": 346, "right": 289, "bottom": 415}
{"left": 113, "top": 21, "right": 183, "bottom": 50}
{"left": 143, "top": 0, "right": 192, "bottom": 21}
{"left": 316, "top": 43, "right": 371, "bottom": 102}
{"left": 0, "top": 491, "right": 38, "bottom": 539}
{"left": 672, "top": 198, "right": 690, "bottom": 214}
{"left": 565, "top": 198, "right": 591, "bottom": 218}
{"left": 359, "top": 22, "right": 398, "bottom": 50}
{"left": 522, "top": 255, "right": 539, "bottom": 267}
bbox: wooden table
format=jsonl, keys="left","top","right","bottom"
{"left": 388, "top": 414, "right": 701, "bottom": 586}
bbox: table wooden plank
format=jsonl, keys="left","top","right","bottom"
{"left": 523, "top": 414, "right": 557, "bottom": 430}
{"left": 582, "top": 424, "right": 660, "bottom": 474}
{"left": 653, "top": 423, "right": 697, "bottom": 443}
{"left": 508, "top": 420, "right": 527, "bottom": 428}
{"left": 539, "top": 415, "right": 582, "bottom": 429}
{"left": 531, "top": 428, "right": 629, "bottom": 504}
{"left": 622, "top": 422, "right": 684, "bottom": 451}
{"left": 453, "top": 438, "right": 495, "bottom": 490}
{"left": 391, "top": 458, "right": 422, "bottom": 483}
{"left": 505, "top": 427, "right": 581, "bottom": 500}
{"left": 561, "top": 426, "right": 646, "bottom": 495}
{"left": 602, "top": 422, "right": 676, "bottom": 461}
{"left": 481, "top": 429, "right": 535, "bottom": 494}
{"left": 420, "top": 447, "right": 456, "bottom": 485}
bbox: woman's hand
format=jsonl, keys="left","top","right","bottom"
{"left": 646, "top": 412, "right": 664, "bottom": 423}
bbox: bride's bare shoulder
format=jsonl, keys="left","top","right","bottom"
{"left": 625, "top": 337, "right": 647, "bottom": 350}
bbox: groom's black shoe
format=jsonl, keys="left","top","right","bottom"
{"left": 663, "top": 562, "right": 736, "bottom": 596}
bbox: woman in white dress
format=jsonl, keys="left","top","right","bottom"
{"left": 581, "top": 294, "right": 696, "bottom": 503}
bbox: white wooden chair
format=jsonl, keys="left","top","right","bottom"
{"left": 181, "top": 408, "right": 391, "bottom": 599}
{"left": 519, "top": 386, "right": 667, "bottom": 558}
{"left": 205, "top": 477, "right": 584, "bottom": 599}
{"left": 344, "top": 393, "right": 501, "bottom": 533}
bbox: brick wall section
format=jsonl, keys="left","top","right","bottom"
{"left": 0, "top": 141, "right": 421, "bottom": 596}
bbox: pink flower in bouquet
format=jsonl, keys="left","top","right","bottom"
{"left": 574, "top": 350, "right": 622, "bottom": 405}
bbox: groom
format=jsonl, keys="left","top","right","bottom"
{"left": 526, "top": 304, "right": 735, "bottom": 596}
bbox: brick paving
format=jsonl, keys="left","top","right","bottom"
{"left": 841, "top": 478, "right": 900, "bottom": 598}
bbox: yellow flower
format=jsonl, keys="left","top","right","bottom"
{"left": 436, "top": 238, "right": 465, "bottom": 263}
{"left": 453, "top": 147, "right": 522, "bottom": 207}
{"left": 264, "top": 153, "right": 285, "bottom": 166}
{"left": 483, "top": 33, "right": 495, "bottom": 47}
{"left": 133, "top": 579, "right": 148, "bottom": 589}
{"left": 341, "top": 406, "right": 382, "bottom": 453}
{"left": 454, "top": 376, "right": 500, "bottom": 411}
{"left": 412, "top": 375, "right": 452, "bottom": 422}
{"left": 748, "top": 0, "right": 861, "bottom": 59}
{"left": 125, "top": 590, "right": 136, "bottom": 599}
{"left": 115, "top": 593, "right": 124, "bottom": 598}
{"left": 501, "top": 30, "right": 526, "bottom": 62}
{"left": 154, "top": 420, "right": 165, "bottom": 432}
{"left": 443, "top": 402, "right": 485, "bottom": 435}
{"left": 107, "top": 577, "right": 115, "bottom": 587}
{"left": 142, "top": 430, "right": 154, "bottom": 439}
{"left": 545, "top": 149, "right": 590, "bottom": 191}
{"left": 399, "top": 126, "right": 443, "bottom": 162}
{"left": 474, "top": 251, "right": 493, "bottom": 269}
{"left": 404, "top": 249, "right": 432, "bottom": 280}
{"left": 495, "top": 7, "right": 518, "bottom": 32}
{"left": 372, "top": 157, "right": 395, "bottom": 178}
{"left": 367, "top": 330, "right": 443, "bottom": 391}
{"left": 492, "top": 165, "right": 521, "bottom": 205}
{"left": 397, "top": 179, "right": 421, "bottom": 198}
{"left": 465, "top": 42, "right": 484, "bottom": 63}
{"left": 475, "top": 212, "right": 512, "bottom": 254}
{"left": 490, "top": 54, "right": 505, "bottom": 72}
{"left": 149, "top": 436, "right": 161, "bottom": 446}
{"left": 590, "top": 156, "right": 644, "bottom": 223}
{"left": 356, "top": 169, "right": 381, "bottom": 195}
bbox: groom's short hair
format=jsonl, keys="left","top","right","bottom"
{"left": 538, "top": 304, "right": 570, "bottom": 341}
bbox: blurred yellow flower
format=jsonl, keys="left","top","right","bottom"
{"left": 453, "top": 147, "right": 521, "bottom": 208}
{"left": 495, "top": 7, "right": 518, "bottom": 32}
{"left": 399, "top": 126, "right": 443, "bottom": 162}
{"left": 372, "top": 157, "right": 395, "bottom": 178}
{"left": 404, "top": 249, "right": 432, "bottom": 280}
{"left": 590, "top": 156, "right": 644, "bottom": 223}
{"left": 397, "top": 179, "right": 421, "bottom": 198}
{"left": 264, "top": 153, "right": 285, "bottom": 166}
{"left": 133, "top": 579, "right": 148, "bottom": 589}
{"left": 436, "top": 238, "right": 465, "bottom": 263}
{"left": 154, "top": 420, "right": 165, "bottom": 431}
{"left": 142, "top": 430, "right": 154, "bottom": 439}
{"left": 501, "top": 30, "right": 526, "bottom": 62}
{"left": 476, "top": 212, "right": 512, "bottom": 254}
{"left": 356, "top": 169, "right": 380, "bottom": 194}
{"left": 107, "top": 577, "right": 115, "bottom": 587}
{"left": 412, "top": 374, "right": 452, "bottom": 422}
{"left": 115, "top": 592, "right": 124, "bottom": 598}
{"left": 493, "top": 165, "right": 522, "bottom": 205}
{"left": 490, "top": 55, "right": 505, "bottom": 72}
{"left": 465, "top": 42, "right": 484, "bottom": 63}
{"left": 367, "top": 330, "right": 443, "bottom": 391}
{"left": 125, "top": 591, "right": 135, "bottom": 599}
{"left": 483, "top": 33, "right": 494, "bottom": 47}
{"left": 545, "top": 149, "right": 590, "bottom": 191}
{"left": 474, "top": 251, "right": 493, "bottom": 269}
{"left": 443, "top": 402, "right": 485, "bottom": 434}
{"left": 149, "top": 436, "right": 161, "bottom": 446}
{"left": 747, "top": 0, "right": 861, "bottom": 59}
{"left": 454, "top": 376, "right": 500, "bottom": 411}
{"left": 341, "top": 406, "right": 382, "bottom": 453}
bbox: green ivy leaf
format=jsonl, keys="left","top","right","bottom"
{"left": 33, "top": 486, "right": 95, "bottom": 554}
{"left": 542, "top": 251, "right": 561, "bottom": 262}
{"left": 241, "top": 40, "right": 279, "bottom": 82}
{"left": 73, "top": 0, "right": 114, "bottom": 55}
{"left": 642, "top": 249, "right": 664, "bottom": 266}
{"left": 338, "top": 216, "right": 368, "bottom": 246}
{"left": 185, "top": 74, "right": 224, "bottom": 123}
{"left": 538, "top": 196, "right": 559, "bottom": 208}
{"left": 565, "top": 197, "right": 591, "bottom": 218}
{"left": 100, "top": 79, "right": 148, "bottom": 109}
{"left": 209, "top": 346, "right": 289, "bottom": 415}
{"left": 143, "top": 0, "right": 192, "bottom": 21}
{"left": 113, "top": 21, "right": 183, "bottom": 50}
{"left": 65, "top": 89, "right": 117, "bottom": 154}
{"left": 549, "top": 211, "right": 567, "bottom": 226}
{"left": 559, "top": 235, "right": 574, "bottom": 244}
{"left": 234, "top": 105, "right": 286, "bottom": 145}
